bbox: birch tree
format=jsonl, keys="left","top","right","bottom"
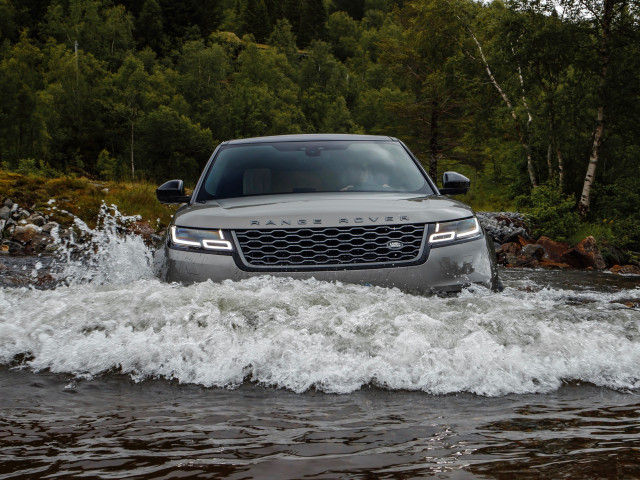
{"left": 460, "top": 6, "right": 538, "bottom": 187}
{"left": 559, "top": 0, "right": 630, "bottom": 216}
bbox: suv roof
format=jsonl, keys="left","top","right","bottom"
{"left": 223, "top": 134, "right": 397, "bottom": 145}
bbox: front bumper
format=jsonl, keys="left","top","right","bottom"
{"left": 155, "top": 234, "right": 499, "bottom": 294}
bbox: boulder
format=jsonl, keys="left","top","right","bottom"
{"left": 517, "top": 235, "right": 533, "bottom": 246}
{"left": 3, "top": 198, "right": 13, "bottom": 208}
{"left": 515, "top": 256, "right": 541, "bottom": 267}
{"left": 561, "top": 236, "right": 606, "bottom": 270}
{"left": 27, "top": 214, "right": 46, "bottom": 226}
{"left": 30, "top": 234, "right": 54, "bottom": 253}
{"left": 41, "top": 222, "right": 58, "bottom": 234}
{"left": 496, "top": 242, "right": 521, "bottom": 265}
{"left": 11, "top": 224, "right": 42, "bottom": 243}
{"left": 610, "top": 265, "right": 640, "bottom": 275}
{"left": 476, "top": 212, "right": 531, "bottom": 244}
{"left": 521, "top": 243, "right": 546, "bottom": 261}
{"left": 574, "top": 236, "right": 606, "bottom": 270}
{"left": 0, "top": 206, "right": 10, "bottom": 220}
{"left": 497, "top": 242, "right": 521, "bottom": 255}
{"left": 536, "top": 236, "right": 570, "bottom": 263}
{"left": 1, "top": 240, "right": 24, "bottom": 254}
{"left": 538, "top": 261, "right": 571, "bottom": 270}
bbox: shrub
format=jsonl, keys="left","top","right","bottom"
{"left": 516, "top": 180, "right": 580, "bottom": 241}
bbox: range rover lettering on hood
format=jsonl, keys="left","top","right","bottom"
{"left": 250, "top": 216, "right": 410, "bottom": 227}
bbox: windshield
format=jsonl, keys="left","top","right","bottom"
{"left": 196, "top": 140, "right": 433, "bottom": 200}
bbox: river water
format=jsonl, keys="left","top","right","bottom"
{"left": 1, "top": 209, "right": 639, "bottom": 478}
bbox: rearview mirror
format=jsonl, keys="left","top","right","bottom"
{"left": 156, "top": 179, "right": 191, "bottom": 204}
{"left": 439, "top": 171, "right": 470, "bottom": 195}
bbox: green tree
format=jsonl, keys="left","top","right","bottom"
{"left": 37, "top": 39, "right": 111, "bottom": 173}
{"left": 378, "top": 0, "right": 472, "bottom": 179}
{"left": 176, "top": 40, "right": 230, "bottom": 137}
{"left": 241, "top": 0, "right": 271, "bottom": 43}
{"left": 267, "top": 18, "right": 298, "bottom": 62}
{"left": 0, "top": 31, "right": 45, "bottom": 164}
{"left": 137, "top": 105, "right": 215, "bottom": 182}
{"left": 44, "top": 0, "right": 134, "bottom": 69}
{"left": 227, "top": 42, "right": 305, "bottom": 137}
{"left": 0, "top": 0, "right": 17, "bottom": 47}
{"left": 135, "top": 0, "right": 167, "bottom": 54}
{"left": 110, "top": 53, "right": 162, "bottom": 179}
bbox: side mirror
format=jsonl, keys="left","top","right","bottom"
{"left": 439, "top": 171, "right": 470, "bottom": 195}
{"left": 156, "top": 179, "right": 191, "bottom": 204}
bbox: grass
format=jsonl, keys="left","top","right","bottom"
{"left": 0, "top": 170, "right": 178, "bottom": 230}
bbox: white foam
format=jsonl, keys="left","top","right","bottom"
{"left": 1, "top": 205, "right": 639, "bottom": 395}
{"left": 1, "top": 275, "right": 638, "bottom": 396}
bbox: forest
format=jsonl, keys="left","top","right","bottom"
{"left": 1, "top": 0, "right": 639, "bottom": 250}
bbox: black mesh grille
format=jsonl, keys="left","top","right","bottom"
{"left": 234, "top": 224, "right": 426, "bottom": 267}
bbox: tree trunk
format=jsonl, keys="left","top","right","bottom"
{"left": 467, "top": 25, "right": 537, "bottom": 187}
{"left": 130, "top": 120, "right": 135, "bottom": 180}
{"left": 578, "top": 0, "right": 614, "bottom": 217}
{"left": 556, "top": 145, "right": 564, "bottom": 187}
{"left": 429, "top": 102, "right": 439, "bottom": 179}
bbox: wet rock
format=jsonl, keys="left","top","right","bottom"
{"left": 1, "top": 240, "right": 24, "bottom": 254}
{"left": 496, "top": 242, "right": 521, "bottom": 266}
{"left": 521, "top": 244, "right": 546, "bottom": 261}
{"left": 4, "top": 223, "right": 15, "bottom": 237}
{"left": 560, "top": 236, "right": 606, "bottom": 270}
{"left": 27, "top": 214, "right": 46, "bottom": 226}
{"left": 12, "top": 224, "right": 42, "bottom": 243}
{"left": 574, "top": 236, "right": 606, "bottom": 270}
{"left": 498, "top": 242, "right": 521, "bottom": 255}
{"left": 0, "top": 206, "right": 10, "bottom": 220}
{"left": 610, "top": 265, "right": 640, "bottom": 275}
{"left": 515, "top": 256, "right": 540, "bottom": 267}
{"left": 538, "top": 261, "right": 571, "bottom": 270}
{"left": 477, "top": 212, "right": 531, "bottom": 244}
{"left": 536, "top": 236, "right": 569, "bottom": 263}
{"left": 30, "top": 234, "right": 55, "bottom": 253}
{"left": 3, "top": 198, "right": 13, "bottom": 208}
{"left": 41, "top": 222, "right": 58, "bottom": 234}
{"left": 517, "top": 235, "right": 533, "bottom": 247}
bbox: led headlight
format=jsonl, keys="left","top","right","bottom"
{"left": 170, "top": 226, "right": 233, "bottom": 251}
{"left": 429, "top": 217, "right": 481, "bottom": 244}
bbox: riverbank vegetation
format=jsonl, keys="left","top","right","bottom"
{"left": 1, "top": 0, "right": 639, "bottom": 252}
{"left": 0, "top": 169, "right": 175, "bottom": 229}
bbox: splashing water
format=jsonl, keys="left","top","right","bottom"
{"left": 50, "top": 203, "right": 155, "bottom": 285}
{"left": 1, "top": 207, "right": 639, "bottom": 396}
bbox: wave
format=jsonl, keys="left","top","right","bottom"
{"left": 1, "top": 204, "right": 639, "bottom": 396}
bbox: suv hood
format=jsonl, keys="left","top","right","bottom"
{"left": 173, "top": 193, "right": 475, "bottom": 229}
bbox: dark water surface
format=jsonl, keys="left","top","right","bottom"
{"left": 1, "top": 369, "right": 639, "bottom": 479}
{"left": 1, "top": 213, "right": 639, "bottom": 478}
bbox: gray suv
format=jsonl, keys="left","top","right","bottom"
{"left": 155, "top": 134, "right": 499, "bottom": 293}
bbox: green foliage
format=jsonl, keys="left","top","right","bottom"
{"left": 0, "top": 0, "right": 638, "bottom": 252}
{"left": 136, "top": 106, "right": 215, "bottom": 183}
{"left": 516, "top": 181, "right": 580, "bottom": 241}
{"left": 97, "top": 149, "right": 119, "bottom": 180}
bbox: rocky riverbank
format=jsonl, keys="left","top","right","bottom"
{"left": 0, "top": 197, "right": 161, "bottom": 288}
{"left": 1, "top": 200, "right": 639, "bottom": 289}
{"left": 477, "top": 211, "right": 639, "bottom": 273}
